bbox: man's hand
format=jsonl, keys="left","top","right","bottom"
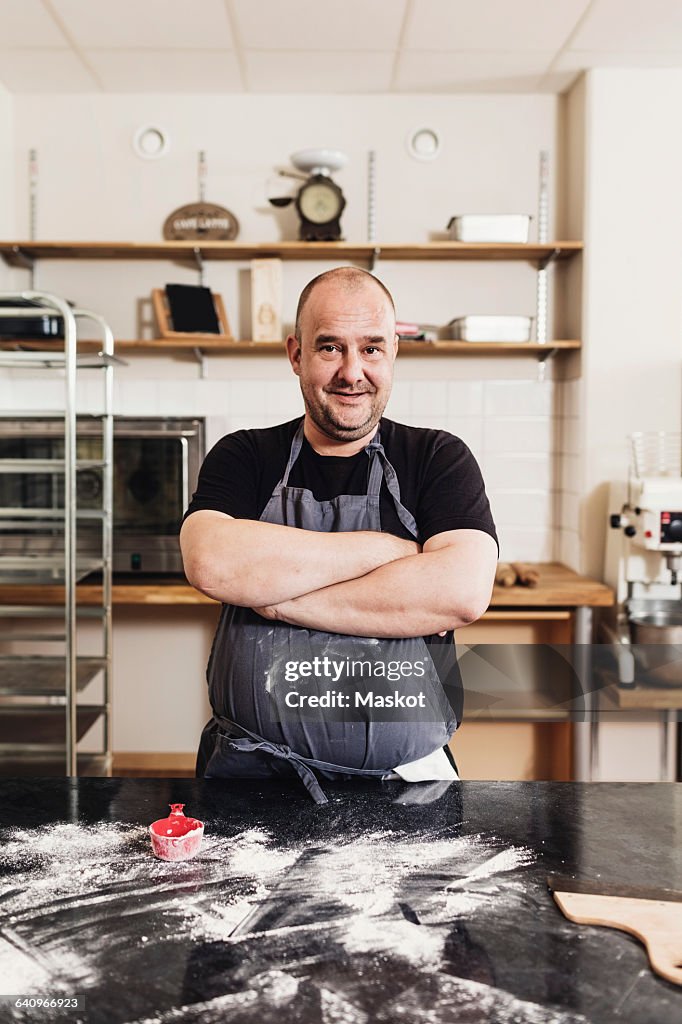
{"left": 252, "top": 530, "right": 497, "bottom": 638}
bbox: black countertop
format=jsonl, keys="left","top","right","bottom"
{"left": 0, "top": 778, "right": 680, "bottom": 1024}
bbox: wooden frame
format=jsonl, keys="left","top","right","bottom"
{"left": 151, "top": 287, "right": 235, "bottom": 342}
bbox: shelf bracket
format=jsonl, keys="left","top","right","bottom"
{"left": 192, "top": 346, "right": 208, "bottom": 378}
{"left": 193, "top": 246, "right": 205, "bottom": 286}
{"left": 369, "top": 246, "right": 381, "bottom": 273}
{"left": 535, "top": 346, "right": 557, "bottom": 383}
{"left": 5, "top": 246, "right": 35, "bottom": 272}
{"left": 538, "top": 248, "right": 561, "bottom": 271}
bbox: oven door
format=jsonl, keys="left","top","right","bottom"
{"left": 0, "top": 417, "right": 204, "bottom": 577}
{"left": 112, "top": 419, "right": 204, "bottom": 574}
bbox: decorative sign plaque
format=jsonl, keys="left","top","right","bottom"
{"left": 162, "top": 202, "right": 239, "bottom": 241}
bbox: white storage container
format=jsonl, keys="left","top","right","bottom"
{"left": 448, "top": 316, "right": 532, "bottom": 343}
{"left": 447, "top": 215, "right": 531, "bottom": 243}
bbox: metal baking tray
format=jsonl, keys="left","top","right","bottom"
{"left": 447, "top": 215, "right": 531, "bottom": 243}
{"left": 448, "top": 316, "right": 533, "bottom": 343}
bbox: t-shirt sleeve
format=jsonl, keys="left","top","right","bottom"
{"left": 417, "top": 436, "right": 498, "bottom": 551}
{"left": 183, "top": 431, "right": 259, "bottom": 521}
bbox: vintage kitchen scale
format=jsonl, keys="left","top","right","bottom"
{"left": 269, "top": 148, "right": 348, "bottom": 241}
{"left": 604, "top": 431, "right": 682, "bottom": 688}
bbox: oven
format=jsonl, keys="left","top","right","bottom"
{"left": 0, "top": 417, "right": 204, "bottom": 575}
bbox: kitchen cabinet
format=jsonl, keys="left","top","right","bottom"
{"left": 0, "top": 776, "right": 679, "bottom": 1023}
{"left": 0, "top": 239, "right": 582, "bottom": 363}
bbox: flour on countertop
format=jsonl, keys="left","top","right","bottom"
{"left": 0, "top": 818, "right": 561, "bottom": 1022}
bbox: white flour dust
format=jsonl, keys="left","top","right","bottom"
{"left": 0, "top": 821, "right": 148, "bottom": 994}
{"left": 178, "top": 826, "right": 537, "bottom": 970}
{"left": 0, "top": 818, "right": 566, "bottom": 1022}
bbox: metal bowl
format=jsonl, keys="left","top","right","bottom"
{"left": 627, "top": 599, "right": 682, "bottom": 686}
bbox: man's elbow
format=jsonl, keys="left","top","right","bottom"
{"left": 449, "top": 586, "right": 493, "bottom": 628}
{"left": 457, "top": 596, "right": 490, "bottom": 626}
{"left": 182, "top": 551, "right": 222, "bottom": 599}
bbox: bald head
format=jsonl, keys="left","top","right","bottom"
{"left": 294, "top": 267, "right": 395, "bottom": 342}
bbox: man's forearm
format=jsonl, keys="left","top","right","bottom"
{"left": 261, "top": 547, "right": 488, "bottom": 638}
{"left": 181, "top": 513, "right": 419, "bottom": 606}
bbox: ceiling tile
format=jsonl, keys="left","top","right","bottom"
{"left": 52, "top": 0, "right": 234, "bottom": 49}
{"left": 0, "top": 0, "right": 66, "bottom": 46}
{"left": 404, "top": 0, "right": 591, "bottom": 52}
{"left": 232, "top": 0, "right": 406, "bottom": 50}
{"left": 551, "top": 49, "right": 682, "bottom": 72}
{"left": 244, "top": 50, "right": 394, "bottom": 92}
{"left": 394, "top": 51, "right": 554, "bottom": 92}
{"left": 86, "top": 50, "right": 243, "bottom": 92}
{"left": 570, "top": 0, "right": 682, "bottom": 52}
{"left": 0, "top": 48, "right": 98, "bottom": 91}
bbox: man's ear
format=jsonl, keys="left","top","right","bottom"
{"left": 285, "top": 333, "right": 302, "bottom": 376}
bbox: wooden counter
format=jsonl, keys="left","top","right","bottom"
{"left": 0, "top": 562, "right": 613, "bottom": 609}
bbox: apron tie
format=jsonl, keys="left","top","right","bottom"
{"left": 226, "top": 736, "right": 329, "bottom": 805}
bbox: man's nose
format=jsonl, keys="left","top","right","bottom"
{"left": 338, "top": 348, "right": 364, "bottom": 382}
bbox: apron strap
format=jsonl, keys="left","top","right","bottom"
{"left": 275, "top": 419, "right": 306, "bottom": 492}
{"left": 226, "top": 736, "right": 330, "bottom": 805}
{"left": 275, "top": 422, "right": 417, "bottom": 541}
{"left": 213, "top": 714, "right": 393, "bottom": 805}
{"left": 365, "top": 438, "right": 419, "bottom": 538}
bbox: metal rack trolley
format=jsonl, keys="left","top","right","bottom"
{"left": 0, "top": 292, "right": 121, "bottom": 775}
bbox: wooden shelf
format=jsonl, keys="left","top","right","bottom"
{"left": 0, "top": 338, "right": 582, "bottom": 356}
{"left": 0, "top": 239, "right": 583, "bottom": 266}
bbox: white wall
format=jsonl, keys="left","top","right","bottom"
{"left": 578, "top": 69, "right": 682, "bottom": 579}
{"left": 0, "top": 84, "right": 14, "bottom": 286}
{"left": 572, "top": 69, "right": 682, "bottom": 781}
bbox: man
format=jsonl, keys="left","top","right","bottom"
{"left": 181, "top": 267, "right": 498, "bottom": 802}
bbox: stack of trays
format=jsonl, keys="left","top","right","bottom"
{"left": 448, "top": 316, "right": 533, "bottom": 343}
{"left": 447, "top": 214, "right": 531, "bottom": 243}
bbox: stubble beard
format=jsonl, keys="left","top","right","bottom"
{"left": 301, "top": 383, "right": 387, "bottom": 442}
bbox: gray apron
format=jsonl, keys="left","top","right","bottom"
{"left": 198, "top": 419, "right": 457, "bottom": 803}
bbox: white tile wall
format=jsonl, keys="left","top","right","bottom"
{"left": 5, "top": 370, "right": 580, "bottom": 562}
{"left": 484, "top": 452, "right": 553, "bottom": 490}
{"left": 558, "top": 528, "right": 582, "bottom": 571}
{"left": 483, "top": 416, "right": 554, "bottom": 454}
{"left": 448, "top": 381, "right": 484, "bottom": 417}
{"left": 483, "top": 380, "right": 554, "bottom": 417}
{"left": 488, "top": 490, "right": 554, "bottom": 527}
{"left": 412, "top": 380, "right": 448, "bottom": 416}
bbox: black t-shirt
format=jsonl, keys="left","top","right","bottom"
{"left": 187, "top": 416, "right": 497, "bottom": 729}
{"left": 186, "top": 416, "right": 498, "bottom": 550}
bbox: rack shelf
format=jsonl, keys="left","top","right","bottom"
{"left": 0, "top": 292, "right": 115, "bottom": 777}
{"left": 0, "top": 239, "right": 583, "bottom": 266}
{"left": 0, "top": 656, "right": 106, "bottom": 698}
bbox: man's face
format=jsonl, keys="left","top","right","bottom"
{"left": 289, "top": 281, "right": 398, "bottom": 443}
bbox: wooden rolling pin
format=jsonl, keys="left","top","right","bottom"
{"left": 511, "top": 562, "right": 540, "bottom": 587}
{"left": 495, "top": 563, "right": 517, "bottom": 587}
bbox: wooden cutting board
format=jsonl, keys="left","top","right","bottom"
{"left": 553, "top": 890, "right": 682, "bottom": 987}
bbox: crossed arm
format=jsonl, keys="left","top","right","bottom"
{"left": 180, "top": 510, "right": 498, "bottom": 639}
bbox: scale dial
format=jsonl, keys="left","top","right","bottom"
{"left": 298, "top": 180, "right": 343, "bottom": 224}
{"left": 294, "top": 173, "right": 346, "bottom": 241}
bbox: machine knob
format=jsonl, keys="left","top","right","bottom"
{"left": 624, "top": 526, "right": 636, "bottom": 538}
{"left": 609, "top": 514, "right": 622, "bottom": 529}
{"left": 667, "top": 518, "right": 682, "bottom": 541}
